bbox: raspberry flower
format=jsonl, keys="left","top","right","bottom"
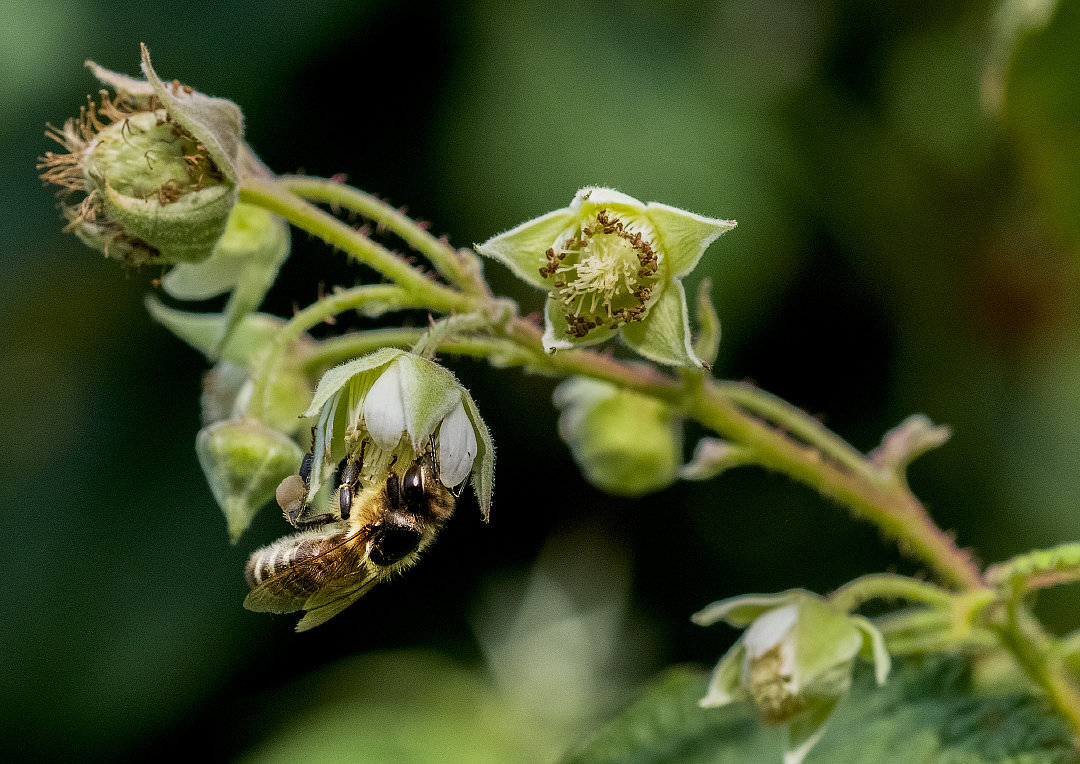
{"left": 302, "top": 348, "right": 494, "bottom": 519}
{"left": 477, "top": 187, "right": 735, "bottom": 367}
{"left": 693, "top": 590, "right": 890, "bottom": 764}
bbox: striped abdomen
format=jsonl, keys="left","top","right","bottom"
{"left": 244, "top": 528, "right": 354, "bottom": 591}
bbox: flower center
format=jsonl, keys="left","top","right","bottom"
{"left": 539, "top": 210, "right": 660, "bottom": 338}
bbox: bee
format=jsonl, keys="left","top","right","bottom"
{"left": 244, "top": 448, "right": 456, "bottom": 631}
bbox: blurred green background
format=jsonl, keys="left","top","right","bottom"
{"left": 5, "top": 0, "right": 1080, "bottom": 760}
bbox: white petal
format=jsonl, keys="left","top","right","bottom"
{"left": 363, "top": 361, "right": 406, "bottom": 449}
{"left": 744, "top": 604, "right": 799, "bottom": 659}
{"left": 438, "top": 400, "right": 477, "bottom": 487}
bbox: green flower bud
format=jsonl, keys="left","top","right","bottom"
{"left": 146, "top": 299, "right": 314, "bottom": 435}
{"left": 38, "top": 48, "right": 244, "bottom": 266}
{"left": 693, "top": 590, "right": 890, "bottom": 764}
{"left": 553, "top": 377, "right": 681, "bottom": 496}
{"left": 196, "top": 418, "right": 304, "bottom": 543}
{"left": 303, "top": 349, "right": 494, "bottom": 518}
{"left": 477, "top": 188, "right": 735, "bottom": 367}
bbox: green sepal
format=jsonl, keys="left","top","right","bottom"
{"left": 475, "top": 207, "right": 576, "bottom": 289}
{"left": 693, "top": 278, "right": 721, "bottom": 368}
{"left": 396, "top": 354, "right": 467, "bottom": 453}
{"left": 102, "top": 180, "right": 236, "bottom": 264}
{"left": 196, "top": 417, "right": 303, "bottom": 543}
{"left": 784, "top": 696, "right": 839, "bottom": 764}
{"left": 699, "top": 642, "right": 745, "bottom": 708}
{"left": 162, "top": 203, "right": 290, "bottom": 352}
{"left": 693, "top": 591, "right": 804, "bottom": 629}
{"left": 541, "top": 294, "right": 617, "bottom": 353}
{"left": 645, "top": 202, "right": 735, "bottom": 278}
{"left": 460, "top": 388, "right": 495, "bottom": 519}
{"left": 140, "top": 43, "right": 244, "bottom": 182}
{"left": 85, "top": 59, "right": 155, "bottom": 103}
{"left": 302, "top": 347, "right": 406, "bottom": 418}
{"left": 146, "top": 296, "right": 285, "bottom": 367}
{"left": 680, "top": 437, "right": 754, "bottom": 481}
{"left": 792, "top": 597, "right": 865, "bottom": 694}
{"left": 620, "top": 281, "right": 703, "bottom": 367}
{"left": 850, "top": 615, "right": 892, "bottom": 686}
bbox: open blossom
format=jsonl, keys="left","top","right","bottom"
{"left": 693, "top": 590, "right": 890, "bottom": 764}
{"left": 302, "top": 348, "right": 494, "bottom": 518}
{"left": 477, "top": 187, "right": 734, "bottom": 367}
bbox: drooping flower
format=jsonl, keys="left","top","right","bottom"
{"left": 302, "top": 349, "right": 494, "bottom": 518}
{"left": 693, "top": 590, "right": 890, "bottom": 764}
{"left": 477, "top": 187, "right": 735, "bottom": 367}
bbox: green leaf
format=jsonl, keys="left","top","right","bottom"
{"left": 565, "top": 659, "right": 1077, "bottom": 764}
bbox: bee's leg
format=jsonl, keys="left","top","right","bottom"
{"left": 288, "top": 510, "right": 337, "bottom": 529}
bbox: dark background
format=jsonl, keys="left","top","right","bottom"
{"left": 5, "top": 0, "right": 1080, "bottom": 760}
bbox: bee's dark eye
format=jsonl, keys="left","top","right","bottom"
{"left": 386, "top": 473, "right": 401, "bottom": 508}
{"left": 370, "top": 526, "right": 423, "bottom": 566}
{"left": 402, "top": 463, "right": 424, "bottom": 511}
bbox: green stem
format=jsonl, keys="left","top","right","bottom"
{"left": 714, "top": 381, "right": 884, "bottom": 484}
{"left": 238, "top": 173, "right": 1080, "bottom": 740}
{"left": 279, "top": 175, "right": 489, "bottom": 297}
{"left": 247, "top": 284, "right": 413, "bottom": 419}
{"left": 992, "top": 602, "right": 1080, "bottom": 737}
{"left": 239, "top": 176, "right": 475, "bottom": 315}
{"left": 304, "top": 329, "right": 533, "bottom": 376}
{"left": 828, "top": 573, "right": 958, "bottom": 613}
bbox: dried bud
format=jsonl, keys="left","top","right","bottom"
{"left": 38, "top": 48, "right": 244, "bottom": 266}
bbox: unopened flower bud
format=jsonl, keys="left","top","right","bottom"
{"left": 196, "top": 417, "right": 303, "bottom": 543}
{"left": 553, "top": 377, "right": 680, "bottom": 496}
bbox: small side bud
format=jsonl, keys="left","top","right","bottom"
{"left": 196, "top": 418, "right": 303, "bottom": 543}
{"left": 554, "top": 377, "right": 681, "bottom": 496}
{"left": 870, "top": 414, "right": 951, "bottom": 475}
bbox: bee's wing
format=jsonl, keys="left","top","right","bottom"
{"left": 294, "top": 570, "right": 382, "bottom": 631}
{"left": 243, "top": 528, "right": 371, "bottom": 616}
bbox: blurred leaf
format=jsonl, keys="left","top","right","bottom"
{"left": 565, "top": 659, "right": 1076, "bottom": 763}
{"left": 1001, "top": 0, "right": 1080, "bottom": 254}
{"left": 241, "top": 651, "right": 554, "bottom": 764}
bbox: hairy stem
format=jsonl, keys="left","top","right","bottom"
{"left": 239, "top": 177, "right": 473, "bottom": 315}
{"left": 279, "top": 175, "right": 489, "bottom": 297}
{"left": 828, "top": 573, "right": 959, "bottom": 612}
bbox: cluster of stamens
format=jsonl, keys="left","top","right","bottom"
{"left": 539, "top": 209, "right": 660, "bottom": 338}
